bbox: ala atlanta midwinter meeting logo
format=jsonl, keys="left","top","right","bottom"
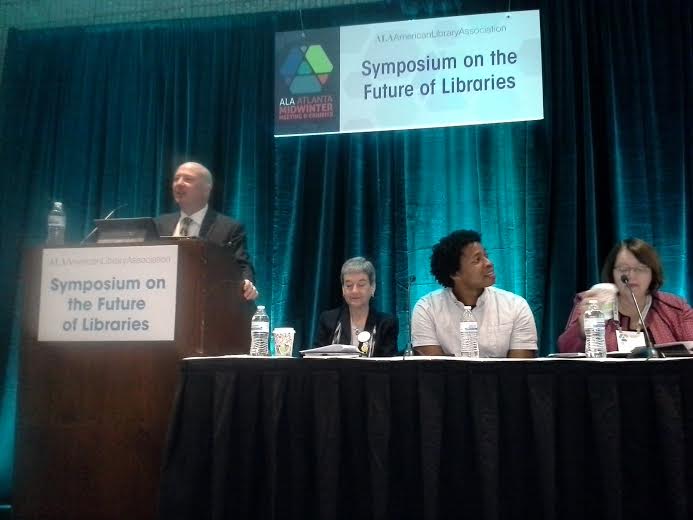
{"left": 274, "top": 27, "right": 340, "bottom": 136}
{"left": 279, "top": 43, "right": 334, "bottom": 95}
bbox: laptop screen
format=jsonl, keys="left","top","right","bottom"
{"left": 92, "top": 217, "right": 160, "bottom": 244}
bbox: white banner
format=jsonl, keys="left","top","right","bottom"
{"left": 275, "top": 10, "right": 543, "bottom": 136}
{"left": 38, "top": 245, "right": 178, "bottom": 342}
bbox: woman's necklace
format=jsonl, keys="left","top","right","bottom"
{"left": 614, "top": 294, "right": 652, "bottom": 332}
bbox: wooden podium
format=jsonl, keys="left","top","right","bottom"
{"left": 14, "top": 241, "right": 253, "bottom": 520}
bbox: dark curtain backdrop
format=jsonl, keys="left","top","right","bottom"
{"left": 0, "top": 0, "right": 691, "bottom": 501}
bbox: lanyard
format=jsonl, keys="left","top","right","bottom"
{"left": 613, "top": 295, "right": 652, "bottom": 332}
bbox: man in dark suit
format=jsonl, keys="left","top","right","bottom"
{"left": 155, "top": 161, "right": 259, "bottom": 301}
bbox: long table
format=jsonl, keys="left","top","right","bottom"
{"left": 159, "top": 356, "right": 693, "bottom": 520}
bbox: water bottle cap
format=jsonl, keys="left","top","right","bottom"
{"left": 54, "top": 202, "right": 63, "bottom": 209}
{"left": 257, "top": 305, "right": 265, "bottom": 310}
{"left": 587, "top": 299, "right": 598, "bottom": 304}
{"left": 463, "top": 305, "right": 472, "bottom": 310}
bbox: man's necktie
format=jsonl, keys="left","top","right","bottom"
{"left": 179, "top": 216, "right": 192, "bottom": 237}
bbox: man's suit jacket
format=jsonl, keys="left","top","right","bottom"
{"left": 155, "top": 209, "right": 254, "bottom": 281}
{"left": 314, "top": 305, "right": 398, "bottom": 357}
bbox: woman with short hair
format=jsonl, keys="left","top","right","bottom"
{"left": 314, "top": 257, "right": 398, "bottom": 356}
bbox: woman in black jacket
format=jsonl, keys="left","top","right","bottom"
{"left": 314, "top": 257, "right": 398, "bottom": 356}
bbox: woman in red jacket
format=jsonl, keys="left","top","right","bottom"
{"left": 558, "top": 238, "right": 693, "bottom": 353}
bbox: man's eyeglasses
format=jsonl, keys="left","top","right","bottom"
{"left": 614, "top": 266, "right": 650, "bottom": 276}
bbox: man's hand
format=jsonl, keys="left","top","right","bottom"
{"left": 242, "top": 279, "right": 259, "bottom": 301}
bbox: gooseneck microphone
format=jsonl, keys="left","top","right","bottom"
{"left": 403, "top": 274, "right": 416, "bottom": 359}
{"left": 331, "top": 317, "right": 342, "bottom": 345}
{"left": 80, "top": 203, "right": 128, "bottom": 245}
{"left": 621, "top": 274, "right": 661, "bottom": 359}
{"left": 102, "top": 203, "right": 128, "bottom": 220}
{"left": 370, "top": 325, "right": 376, "bottom": 357}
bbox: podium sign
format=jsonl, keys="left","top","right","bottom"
{"left": 16, "top": 241, "right": 252, "bottom": 520}
{"left": 38, "top": 245, "right": 178, "bottom": 341}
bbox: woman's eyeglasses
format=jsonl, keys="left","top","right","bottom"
{"left": 614, "top": 266, "right": 650, "bottom": 276}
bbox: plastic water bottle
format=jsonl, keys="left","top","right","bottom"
{"left": 459, "top": 306, "right": 480, "bottom": 358}
{"left": 46, "top": 201, "right": 66, "bottom": 245}
{"left": 584, "top": 299, "right": 607, "bottom": 358}
{"left": 249, "top": 305, "right": 270, "bottom": 356}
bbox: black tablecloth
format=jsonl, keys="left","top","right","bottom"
{"left": 159, "top": 357, "right": 693, "bottom": 520}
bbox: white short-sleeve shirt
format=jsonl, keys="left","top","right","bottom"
{"left": 411, "top": 286, "right": 538, "bottom": 357}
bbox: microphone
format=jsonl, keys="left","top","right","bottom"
{"left": 621, "top": 274, "right": 661, "bottom": 359}
{"left": 368, "top": 325, "right": 377, "bottom": 357}
{"left": 80, "top": 203, "right": 128, "bottom": 245}
{"left": 103, "top": 203, "right": 128, "bottom": 220}
{"left": 331, "top": 321, "right": 342, "bottom": 345}
{"left": 402, "top": 275, "right": 416, "bottom": 358}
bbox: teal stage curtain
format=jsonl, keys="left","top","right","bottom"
{"left": 0, "top": 0, "right": 690, "bottom": 500}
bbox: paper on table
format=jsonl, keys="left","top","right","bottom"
{"left": 300, "top": 344, "right": 361, "bottom": 356}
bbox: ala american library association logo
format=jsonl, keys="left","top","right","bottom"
{"left": 274, "top": 27, "right": 340, "bottom": 136}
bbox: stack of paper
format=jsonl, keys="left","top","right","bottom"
{"left": 300, "top": 344, "right": 361, "bottom": 357}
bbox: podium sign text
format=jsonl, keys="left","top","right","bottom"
{"left": 38, "top": 245, "right": 178, "bottom": 341}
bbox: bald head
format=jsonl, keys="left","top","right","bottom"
{"left": 172, "top": 162, "right": 213, "bottom": 214}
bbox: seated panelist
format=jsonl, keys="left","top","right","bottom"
{"left": 558, "top": 238, "right": 693, "bottom": 353}
{"left": 314, "top": 257, "right": 398, "bottom": 356}
{"left": 411, "top": 229, "right": 538, "bottom": 358}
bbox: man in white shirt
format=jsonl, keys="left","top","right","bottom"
{"left": 412, "top": 229, "right": 537, "bottom": 357}
{"left": 155, "top": 161, "right": 258, "bottom": 301}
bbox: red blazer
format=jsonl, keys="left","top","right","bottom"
{"left": 557, "top": 291, "right": 693, "bottom": 353}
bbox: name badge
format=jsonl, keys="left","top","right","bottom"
{"left": 616, "top": 330, "right": 646, "bottom": 352}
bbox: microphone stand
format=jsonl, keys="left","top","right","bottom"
{"left": 402, "top": 275, "right": 416, "bottom": 359}
{"left": 621, "top": 275, "right": 662, "bottom": 359}
{"left": 368, "top": 326, "right": 376, "bottom": 358}
{"left": 80, "top": 203, "right": 128, "bottom": 245}
{"left": 331, "top": 306, "right": 343, "bottom": 345}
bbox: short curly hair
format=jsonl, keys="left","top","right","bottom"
{"left": 430, "top": 230, "right": 482, "bottom": 288}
